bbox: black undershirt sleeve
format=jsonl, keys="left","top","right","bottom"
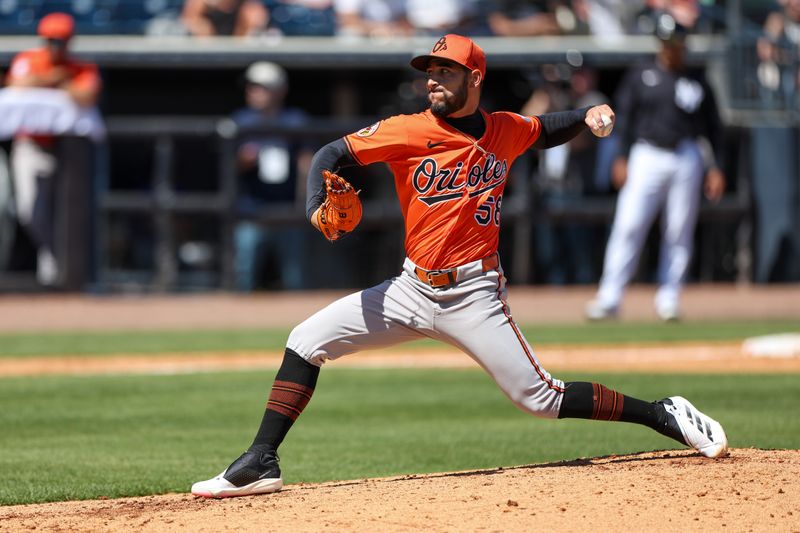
{"left": 700, "top": 79, "right": 725, "bottom": 169}
{"left": 532, "top": 106, "right": 591, "bottom": 149}
{"left": 305, "top": 138, "right": 359, "bottom": 220}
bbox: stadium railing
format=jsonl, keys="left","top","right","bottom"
{"left": 84, "top": 114, "right": 755, "bottom": 292}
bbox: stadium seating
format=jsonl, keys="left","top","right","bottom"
{"left": 0, "top": 0, "right": 183, "bottom": 35}
{"left": 0, "top": 0, "right": 343, "bottom": 36}
{"left": 0, "top": 0, "right": 42, "bottom": 35}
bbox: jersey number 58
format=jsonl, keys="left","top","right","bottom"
{"left": 475, "top": 195, "right": 502, "bottom": 227}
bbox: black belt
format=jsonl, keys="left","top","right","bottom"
{"left": 641, "top": 138, "right": 683, "bottom": 150}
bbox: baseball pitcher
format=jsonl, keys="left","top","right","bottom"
{"left": 192, "top": 34, "right": 728, "bottom": 498}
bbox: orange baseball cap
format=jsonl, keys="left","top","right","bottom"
{"left": 410, "top": 34, "right": 486, "bottom": 79}
{"left": 38, "top": 13, "right": 75, "bottom": 40}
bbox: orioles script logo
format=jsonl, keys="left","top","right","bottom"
{"left": 413, "top": 153, "right": 508, "bottom": 206}
{"left": 432, "top": 37, "right": 447, "bottom": 53}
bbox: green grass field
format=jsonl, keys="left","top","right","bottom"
{"left": 0, "top": 320, "right": 798, "bottom": 506}
{"left": 0, "top": 320, "right": 797, "bottom": 357}
{"left": 1, "top": 369, "right": 799, "bottom": 506}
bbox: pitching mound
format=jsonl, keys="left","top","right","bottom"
{"left": 1, "top": 448, "right": 797, "bottom": 532}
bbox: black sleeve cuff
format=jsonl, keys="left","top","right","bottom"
{"left": 305, "top": 138, "right": 358, "bottom": 220}
{"left": 533, "top": 106, "right": 591, "bottom": 149}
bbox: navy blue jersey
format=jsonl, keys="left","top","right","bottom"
{"left": 614, "top": 61, "right": 724, "bottom": 167}
{"left": 231, "top": 107, "right": 311, "bottom": 210}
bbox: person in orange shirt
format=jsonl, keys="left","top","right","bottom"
{"left": 4, "top": 13, "right": 101, "bottom": 285}
{"left": 192, "top": 34, "right": 728, "bottom": 499}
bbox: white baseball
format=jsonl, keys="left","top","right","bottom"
{"left": 594, "top": 113, "right": 613, "bottom": 137}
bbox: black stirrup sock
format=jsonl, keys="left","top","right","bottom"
{"left": 557, "top": 381, "right": 665, "bottom": 430}
{"left": 251, "top": 348, "right": 320, "bottom": 450}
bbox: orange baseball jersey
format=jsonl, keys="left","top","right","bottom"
{"left": 343, "top": 108, "right": 541, "bottom": 270}
{"left": 6, "top": 48, "right": 101, "bottom": 95}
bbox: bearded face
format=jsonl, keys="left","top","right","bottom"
{"left": 427, "top": 62, "right": 471, "bottom": 118}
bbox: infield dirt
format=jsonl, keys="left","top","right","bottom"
{"left": 0, "top": 449, "right": 798, "bottom": 532}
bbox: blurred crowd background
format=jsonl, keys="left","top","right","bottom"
{"left": 0, "top": 1, "right": 746, "bottom": 38}
{"left": 0, "top": 0, "right": 798, "bottom": 293}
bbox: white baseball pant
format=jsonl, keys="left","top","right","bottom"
{"left": 287, "top": 256, "right": 565, "bottom": 419}
{"left": 596, "top": 139, "right": 704, "bottom": 313}
{"left": 10, "top": 138, "right": 59, "bottom": 284}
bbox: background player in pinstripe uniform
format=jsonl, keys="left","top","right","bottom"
{"left": 586, "top": 15, "right": 726, "bottom": 322}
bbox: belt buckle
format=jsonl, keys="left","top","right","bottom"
{"left": 426, "top": 269, "right": 444, "bottom": 286}
{"left": 426, "top": 269, "right": 454, "bottom": 288}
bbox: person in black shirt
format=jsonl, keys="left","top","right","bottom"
{"left": 586, "top": 14, "right": 726, "bottom": 321}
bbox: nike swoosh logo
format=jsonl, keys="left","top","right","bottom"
{"left": 427, "top": 140, "right": 445, "bottom": 149}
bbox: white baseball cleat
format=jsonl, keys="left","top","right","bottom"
{"left": 659, "top": 396, "right": 728, "bottom": 458}
{"left": 655, "top": 302, "right": 681, "bottom": 322}
{"left": 585, "top": 299, "right": 618, "bottom": 321}
{"left": 192, "top": 446, "right": 283, "bottom": 498}
{"left": 191, "top": 471, "right": 282, "bottom": 499}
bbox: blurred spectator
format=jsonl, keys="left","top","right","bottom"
{"left": 404, "top": 0, "right": 490, "bottom": 36}
{"left": 756, "top": 0, "right": 800, "bottom": 106}
{"left": 487, "top": 0, "right": 564, "bottom": 36}
{"left": 751, "top": 0, "right": 800, "bottom": 283}
{"left": 333, "top": 0, "right": 412, "bottom": 37}
{"left": 586, "top": 15, "right": 726, "bottom": 321}
{"left": 3, "top": 13, "right": 102, "bottom": 286}
{"left": 231, "top": 61, "right": 314, "bottom": 291}
{"left": 181, "top": 0, "right": 268, "bottom": 37}
{"left": 522, "top": 65, "right": 610, "bottom": 284}
{"left": 267, "top": 0, "right": 336, "bottom": 36}
{"left": 631, "top": 0, "right": 703, "bottom": 35}
{"left": 0, "top": 147, "right": 11, "bottom": 273}
{"left": 571, "top": 0, "right": 642, "bottom": 37}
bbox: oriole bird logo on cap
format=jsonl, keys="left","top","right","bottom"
{"left": 410, "top": 34, "right": 486, "bottom": 80}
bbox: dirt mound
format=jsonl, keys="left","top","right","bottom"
{"left": 1, "top": 448, "right": 797, "bottom": 532}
